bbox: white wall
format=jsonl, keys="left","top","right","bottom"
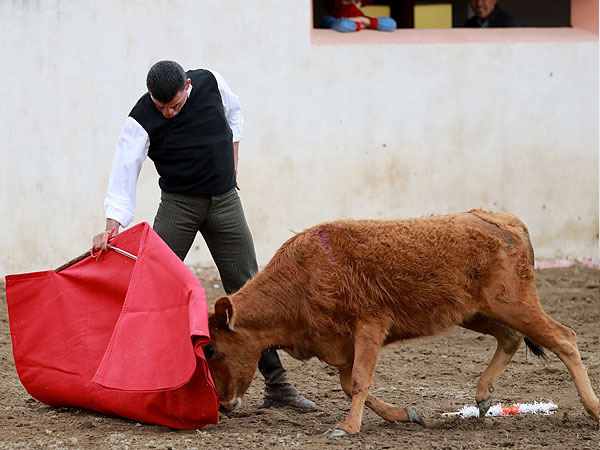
{"left": 1, "top": 0, "right": 598, "bottom": 275}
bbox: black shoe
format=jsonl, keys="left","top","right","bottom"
{"left": 259, "top": 349, "right": 317, "bottom": 412}
{"left": 262, "top": 379, "right": 317, "bottom": 412}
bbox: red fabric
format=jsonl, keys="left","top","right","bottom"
{"left": 5, "top": 222, "right": 218, "bottom": 429}
{"left": 329, "top": 0, "right": 374, "bottom": 18}
{"left": 331, "top": 3, "right": 365, "bottom": 19}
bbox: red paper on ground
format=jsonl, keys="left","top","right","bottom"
{"left": 5, "top": 222, "right": 218, "bottom": 429}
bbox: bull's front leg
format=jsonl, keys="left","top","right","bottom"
{"left": 324, "top": 321, "right": 386, "bottom": 436}
{"left": 337, "top": 365, "right": 424, "bottom": 427}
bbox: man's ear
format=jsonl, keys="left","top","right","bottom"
{"left": 212, "top": 296, "right": 235, "bottom": 331}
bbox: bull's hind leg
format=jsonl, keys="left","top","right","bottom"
{"left": 492, "top": 285, "right": 599, "bottom": 421}
{"left": 338, "top": 366, "right": 424, "bottom": 425}
{"left": 460, "top": 313, "right": 524, "bottom": 416}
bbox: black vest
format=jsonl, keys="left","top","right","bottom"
{"left": 129, "top": 69, "right": 235, "bottom": 195}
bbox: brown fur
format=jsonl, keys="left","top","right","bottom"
{"left": 206, "top": 210, "right": 599, "bottom": 435}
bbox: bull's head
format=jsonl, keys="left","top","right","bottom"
{"left": 205, "top": 296, "right": 260, "bottom": 413}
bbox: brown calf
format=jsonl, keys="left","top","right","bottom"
{"left": 205, "top": 210, "right": 599, "bottom": 436}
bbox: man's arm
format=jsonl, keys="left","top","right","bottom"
{"left": 209, "top": 69, "right": 244, "bottom": 189}
{"left": 93, "top": 117, "right": 149, "bottom": 251}
{"left": 233, "top": 141, "right": 239, "bottom": 176}
{"left": 233, "top": 141, "right": 240, "bottom": 189}
{"left": 209, "top": 69, "right": 243, "bottom": 143}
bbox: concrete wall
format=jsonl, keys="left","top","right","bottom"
{"left": 1, "top": 0, "right": 598, "bottom": 275}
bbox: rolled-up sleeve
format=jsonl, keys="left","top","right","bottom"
{"left": 210, "top": 69, "right": 243, "bottom": 142}
{"left": 104, "top": 117, "right": 149, "bottom": 228}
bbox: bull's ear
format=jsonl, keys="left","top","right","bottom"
{"left": 213, "top": 296, "right": 235, "bottom": 331}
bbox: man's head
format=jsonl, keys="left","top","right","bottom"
{"left": 469, "top": 0, "right": 497, "bottom": 20}
{"left": 146, "top": 60, "right": 191, "bottom": 119}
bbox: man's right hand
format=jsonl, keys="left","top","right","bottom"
{"left": 92, "top": 218, "right": 121, "bottom": 252}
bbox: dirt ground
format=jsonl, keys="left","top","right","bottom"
{"left": 1, "top": 266, "right": 598, "bottom": 449}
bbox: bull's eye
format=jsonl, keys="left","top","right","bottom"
{"left": 203, "top": 344, "right": 216, "bottom": 360}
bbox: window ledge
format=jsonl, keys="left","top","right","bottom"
{"left": 311, "top": 27, "right": 599, "bottom": 45}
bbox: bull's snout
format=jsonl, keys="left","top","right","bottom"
{"left": 218, "top": 397, "right": 242, "bottom": 414}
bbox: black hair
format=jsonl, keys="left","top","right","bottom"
{"left": 146, "top": 60, "right": 186, "bottom": 103}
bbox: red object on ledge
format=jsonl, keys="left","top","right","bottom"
{"left": 5, "top": 222, "right": 218, "bottom": 429}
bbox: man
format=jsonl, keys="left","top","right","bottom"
{"left": 318, "top": 0, "right": 396, "bottom": 32}
{"left": 463, "top": 0, "right": 522, "bottom": 28}
{"left": 93, "top": 60, "right": 315, "bottom": 412}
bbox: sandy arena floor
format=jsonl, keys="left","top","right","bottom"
{"left": 1, "top": 266, "right": 598, "bottom": 449}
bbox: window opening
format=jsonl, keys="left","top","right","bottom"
{"left": 313, "top": 0, "right": 572, "bottom": 30}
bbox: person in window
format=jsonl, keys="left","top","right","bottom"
{"left": 92, "top": 60, "right": 316, "bottom": 412}
{"left": 463, "top": 0, "right": 522, "bottom": 28}
{"left": 319, "top": 0, "right": 397, "bottom": 32}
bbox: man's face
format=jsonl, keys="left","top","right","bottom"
{"left": 470, "top": 0, "right": 497, "bottom": 20}
{"left": 150, "top": 78, "right": 191, "bottom": 119}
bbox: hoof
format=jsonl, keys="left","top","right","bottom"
{"left": 323, "top": 427, "right": 351, "bottom": 437}
{"left": 477, "top": 397, "right": 492, "bottom": 417}
{"left": 403, "top": 406, "right": 424, "bottom": 425}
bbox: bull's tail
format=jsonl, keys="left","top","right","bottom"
{"left": 524, "top": 337, "right": 546, "bottom": 358}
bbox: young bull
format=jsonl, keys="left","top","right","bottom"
{"left": 204, "top": 210, "right": 599, "bottom": 436}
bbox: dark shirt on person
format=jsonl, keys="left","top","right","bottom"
{"left": 463, "top": 5, "right": 522, "bottom": 28}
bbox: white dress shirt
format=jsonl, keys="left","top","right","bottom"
{"left": 104, "top": 69, "right": 243, "bottom": 228}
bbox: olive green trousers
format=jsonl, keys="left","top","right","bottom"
{"left": 153, "top": 188, "right": 258, "bottom": 295}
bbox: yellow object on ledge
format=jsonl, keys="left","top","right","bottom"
{"left": 361, "top": 5, "right": 392, "bottom": 18}
{"left": 414, "top": 3, "right": 452, "bottom": 29}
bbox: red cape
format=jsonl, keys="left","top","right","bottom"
{"left": 5, "top": 223, "right": 218, "bottom": 429}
